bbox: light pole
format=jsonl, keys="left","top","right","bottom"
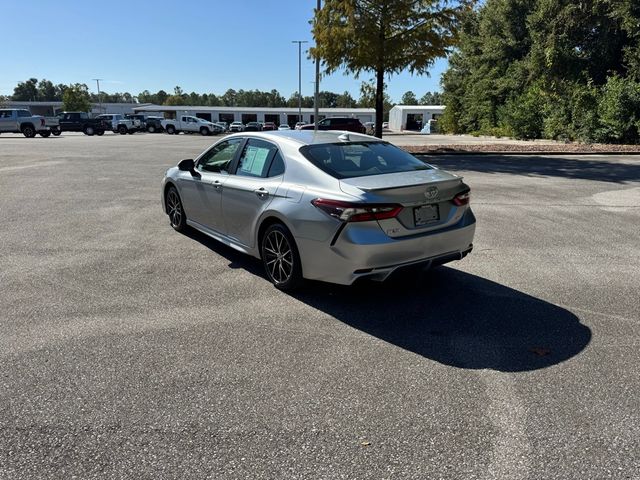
{"left": 92, "top": 78, "right": 103, "bottom": 113}
{"left": 292, "top": 40, "right": 308, "bottom": 124}
{"left": 314, "top": 0, "right": 321, "bottom": 132}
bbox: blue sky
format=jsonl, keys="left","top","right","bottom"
{"left": 0, "top": 0, "right": 448, "bottom": 103}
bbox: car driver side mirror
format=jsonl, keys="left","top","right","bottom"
{"left": 178, "top": 158, "right": 199, "bottom": 176}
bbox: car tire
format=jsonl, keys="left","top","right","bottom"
{"left": 118, "top": 125, "right": 128, "bottom": 135}
{"left": 22, "top": 125, "right": 36, "bottom": 138}
{"left": 261, "top": 223, "right": 303, "bottom": 291}
{"left": 200, "top": 127, "right": 210, "bottom": 136}
{"left": 147, "top": 125, "right": 156, "bottom": 133}
{"left": 166, "top": 186, "right": 187, "bottom": 232}
{"left": 39, "top": 131, "right": 51, "bottom": 138}
{"left": 96, "top": 130, "right": 104, "bottom": 136}
{"left": 84, "top": 126, "right": 95, "bottom": 136}
{"left": 166, "top": 125, "right": 176, "bottom": 135}
{"left": 52, "top": 127, "right": 61, "bottom": 136}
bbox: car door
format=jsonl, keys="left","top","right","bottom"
{"left": 58, "top": 113, "right": 73, "bottom": 131}
{"left": 317, "top": 118, "right": 331, "bottom": 130}
{"left": 177, "top": 138, "right": 244, "bottom": 233}
{"left": 221, "top": 138, "right": 285, "bottom": 248}
{"left": 0, "top": 110, "right": 16, "bottom": 132}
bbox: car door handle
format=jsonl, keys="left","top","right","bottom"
{"left": 254, "top": 188, "right": 269, "bottom": 198}
{"left": 212, "top": 180, "right": 223, "bottom": 189}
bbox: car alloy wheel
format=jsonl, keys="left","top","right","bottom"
{"left": 166, "top": 187, "right": 186, "bottom": 231}
{"left": 261, "top": 224, "right": 303, "bottom": 290}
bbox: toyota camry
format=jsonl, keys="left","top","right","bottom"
{"left": 161, "top": 130, "right": 475, "bottom": 290}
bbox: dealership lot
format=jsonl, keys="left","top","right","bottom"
{"left": 1, "top": 133, "right": 639, "bottom": 479}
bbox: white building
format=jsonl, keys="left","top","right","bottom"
{"left": 0, "top": 101, "right": 146, "bottom": 116}
{"left": 388, "top": 105, "right": 445, "bottom": 131}
{"left": 132, "top": 105, "right": 376, "bottom": 127}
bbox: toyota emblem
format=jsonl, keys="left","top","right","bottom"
{"left": 424, "top": 186, "right": 439, "bottom": 200}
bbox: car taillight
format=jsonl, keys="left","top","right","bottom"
{"left": 453, "top": 190, "right": 471, "bottom": 206}
{"left": 312, "top": 198, "right": 402, "bottom": 222}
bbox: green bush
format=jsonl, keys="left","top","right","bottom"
{"left": 499, "top": 85, "right": 545, "bottom": 140}
{"left": 595, "top": 75, "right": 640, "bottom": 143}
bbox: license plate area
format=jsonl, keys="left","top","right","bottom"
{"left": 414, "top": 204, "right": 440, "bottom": 226}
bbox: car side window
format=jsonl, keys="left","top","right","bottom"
{"left": 319, "top": 119, "right": 330, "bottom": 127}
{"left": 197, "top": 138, "right": 243, "bottom": 173}
{"left": 18, "top": 110, "right": 31, "bottom": 117}
{"left": 267, "top": 151, "right": 285, "bottom": 177}
{"left": 235, "top": 139, "right": 280, "bottom": 178}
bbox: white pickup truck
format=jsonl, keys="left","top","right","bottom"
{"left": 96, "top": 114, "right": 143, "bottom": 134}
{"left": 161, "top": 115, "right": 223, "bottom": 135}
{"left": 0, "top": 109, "right": 51, "bottom": 137}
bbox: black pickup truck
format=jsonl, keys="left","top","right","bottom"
{"left": 57, "top": 112, "right": 109, "bottom": 136}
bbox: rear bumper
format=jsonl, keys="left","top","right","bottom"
{"left": 296, "top": 209, "right": 476, "bottom": 285}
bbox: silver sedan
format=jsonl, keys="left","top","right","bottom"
{"left": 161, "top": 131, "right": 475, "bottom": 289}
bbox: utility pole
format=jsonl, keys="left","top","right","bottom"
{"left": 292, "top": 40, "right": 308, "bottom": 124}
{"left": 92, "top": 78, "right": 103, "bottom": 114}
{"left": 314, "top": 0, "right": 321, "bottom": 132}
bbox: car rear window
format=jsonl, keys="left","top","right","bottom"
{"left": 299, "top": 142, "right": 432, "bottom": 179}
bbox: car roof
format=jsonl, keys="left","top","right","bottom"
{"left": 224, "top": 130, "right": 382, "bottom": 146}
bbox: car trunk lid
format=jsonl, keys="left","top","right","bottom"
{"left": 339, "top": 169, "right": 469, "bottom": 238}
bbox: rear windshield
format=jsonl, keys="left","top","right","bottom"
{"left": 299, "top": 142, "right": 432, "bottom": 179}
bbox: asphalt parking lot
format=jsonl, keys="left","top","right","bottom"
{"left": 1, "top": 132, "right": 639, "bottom": 479}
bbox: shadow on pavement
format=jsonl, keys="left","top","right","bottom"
{"left": 422, "top": 154, "right": 640, "bottom": 184}
{"left": 184, "top": 228, "right": 592, "bottom": 373}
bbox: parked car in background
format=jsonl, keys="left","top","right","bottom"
{"left": 144, "top": 116, "right": 165, "bottom": 133}
{"left": 214, "top": 121, "right": 228, "bottom": 132}
{"left": 244, "top": 121, "right": 262, "bottom": 132}
{"left": 294, "top": 121, "right": 306, "bottom": 130}
{"left": 382, "top": 122, "right": 389, "bottom": 130}
{"left": 121, "top": 114, "right": 145, "bottom": 134}
{"left": 0, "top": 109, "right": 50, "bottom": 137}
{"left": 229, "top": 121, "right": 245, "bottom": 132}
{"left": 300, "top": 117, "right": 366, "bottom": 134}
{"left": 262, "top": 122, "right": 276, "bottom": 131}
{"left": 161, "top": 115, "right": 222, "bottom": 135}
{"left": 96, "top": 114, "right": 124, "bottom": 131}
{"left": 277, "top": 124, "right": 291, "bottom": 130}
{"left": 161, "top": 131, "right": 475, "bottom": 290}
{"left": 57, "top": 112, "right": 109, "bottom": 136}
{"left": 96, "top": 114, "right": 143, "bottom": 134}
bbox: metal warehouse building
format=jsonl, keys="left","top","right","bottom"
{"left": 388, "top": 105, "right": 445, "bottom": 131}
{"left": 1, "top": 101, "right": 148, "bottom": 116}
{"left": 132, "top": 105, "right": 376, "bottom": 128}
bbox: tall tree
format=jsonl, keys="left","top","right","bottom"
{"left": 440, "top": 0, "right": 640, "bottom": 142}
{"left": 312, "top": 0, "right": 472, "bottom": 137}
{"left": 336, "top": 90, "right": 357, "bottom": 108}
{"left": 420, "top": 91, "right": 443, "bottom": 105}
{"left": 12, "top": 78, "right": 39, "bottom": 101}
{"left": 37, "top": 80, "right": 57, "bottom": 101}
{"left": 62, "top": 84, "right": 91, "bottom": 112}
{"left": 400, "top": 91, "right": 418, "bottom": 104}
{"left": 318, "top": 90, "right": 339, "bottom": 108}
{"left": 357, "top": 81, "right": 394, "bottom": 119}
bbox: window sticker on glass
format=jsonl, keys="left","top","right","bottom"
{"left": 241, "top": 146, "right": 270, "bottom": 176}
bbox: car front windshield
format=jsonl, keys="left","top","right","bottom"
{"left": 300, "top": 142, "right": 432, "bottom": 179}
